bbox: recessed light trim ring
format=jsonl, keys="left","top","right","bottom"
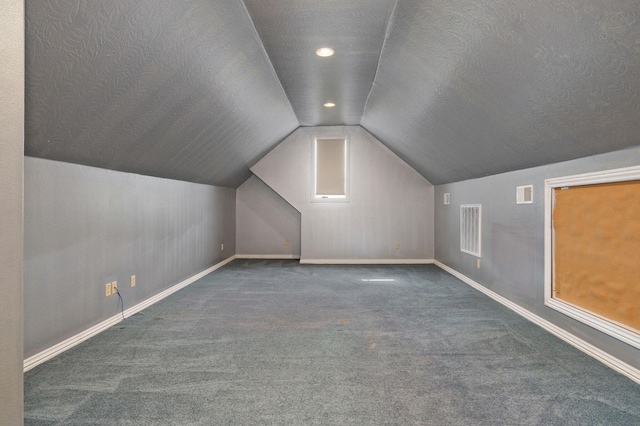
{"left": 315, "top": 47, "right": 335, "bottom": 57}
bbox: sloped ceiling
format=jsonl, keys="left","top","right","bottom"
{"left": 25, "top": 1, "right": 298, "bottom": 187}
{"left": 25, "top": 0, "right": 640, "bottom": 187}
{"left": 362, "top": 0, "right": 640, "bottom": 184}
{"left": 243, "top": 0, "right": 395, "bottom": 126}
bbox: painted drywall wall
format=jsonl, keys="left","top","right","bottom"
{"left": 0, "top": 0, "right": 24, "bottom": 423}
{"left": 251, "top": 126, "right": 434, "bottom": 261}
{"left": 435, "top": 146, "right": 640, "bottom": 370}
{"left": 24, "top": 157, "right": 236, "bottom": 357}
{"left": 236, "top": 175, "right": 301, "bottom": 257}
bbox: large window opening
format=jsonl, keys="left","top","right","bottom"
{"left": 545, "top": 166, "right": 640, "bottom": 349}
{"left": 314, "top": 138, "right": 348, "bottom": 201}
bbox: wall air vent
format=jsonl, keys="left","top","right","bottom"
{"left": 516, "top": 185, "right": 533, "bottom": 204}
{"left": 460, "top": 204, "right": 481, "bottom": 257}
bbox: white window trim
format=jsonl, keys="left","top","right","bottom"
{"left": 544, "top": 165, "right": 640, "bottom": 350}
{"left": 311, "top": 136, "right": 350, "bottom": 203}
{"left": 460, "top": 204, "right": 481, "bottom": 257}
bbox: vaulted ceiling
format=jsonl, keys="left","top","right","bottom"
{"left": 25, "top": 0, "right": 640, "bottom": 187}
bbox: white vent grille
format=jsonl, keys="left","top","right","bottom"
{"left": 444, "top": 193, "right": 450, "bottom": 205}
{"left": 517, "top": 185, "right": 533, "bottom": 204}
{"left": 460, "top": 204, "right": 481, "bottom": 257}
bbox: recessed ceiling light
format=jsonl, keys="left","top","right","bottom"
{"left": 324, "top": 102, "right": 336, "bottom": 108}
{"left": 315, "top": 47, "right": 335, "bottom": 57}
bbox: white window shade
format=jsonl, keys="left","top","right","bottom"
{"left": 315, "top": 138, "right": 347, "bottom": 198}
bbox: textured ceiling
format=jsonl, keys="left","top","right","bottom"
{"left": 243, "top": 0, "right": 395, "bottom": 126}
{"left": 25, "top": 0, "right": 297, "bottom": 187}
{"left": 363, "top": 0, "right": 640, "bottom": 184}
{"left": 24, "top": 0, "right": 640, "bottom": 187}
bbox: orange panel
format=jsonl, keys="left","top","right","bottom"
{"left": 553, "top": 181, "right": 640, "bottom": 333}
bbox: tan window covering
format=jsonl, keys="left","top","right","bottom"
{"left": 553, "top": 181, "right": 640, "bottom": 332}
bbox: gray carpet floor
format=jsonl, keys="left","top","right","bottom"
{"left": 25, "top": 260, "right": 640, "bottom": 425}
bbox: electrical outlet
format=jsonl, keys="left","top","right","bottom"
{"left": 111, "top": 281, "right": 118, "bottom": 294}
{"left": 130, "top": 275, "right": 136, "bottom": 287}
{"left": 395, "top": 242, "right": 400, "bottom": 249}
{"left": 284, "top": 239, "right": 289, "bottom": 246}
{"left": 105, "top": 283, "right": 112, "bottom": 297}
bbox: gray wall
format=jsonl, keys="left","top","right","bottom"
{"left": 24, "top": 157, "right": 236, "bottom": 357}
{"left": 435, "top": 146, "right": 640, "bottom": 370}
{"left": 236, "top": 175, "right": 301, "bottom": 257}
{"left": 0, "top": 0, "right": 24, "bottom": 423}
{"left": 252, "top": 126, "right": 434, "bottom": 261}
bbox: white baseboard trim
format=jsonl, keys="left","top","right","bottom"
{"left": 235, "top": 254, "right": 301, "bottom": 259}
{"left": 23, "top": 255, "right": 237, "bottom": 373}
{"left": 300, "top": 258, "right": 435, "bottom": 265}
{"left": 434, "top": 260, "right": 640, "bottom": 385}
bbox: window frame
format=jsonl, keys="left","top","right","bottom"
{"left": 544, "top": 165, "right": 640, "bottom": 350}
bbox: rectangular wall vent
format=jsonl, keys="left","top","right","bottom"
{"left": 460, "top": 204, "right": 481, "bottom": 257}
{"left": 444, "top": 193, "right": 450, "bottom": 205}
{"left": 516, "top": 185, "right": 533, "bottom": 204}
